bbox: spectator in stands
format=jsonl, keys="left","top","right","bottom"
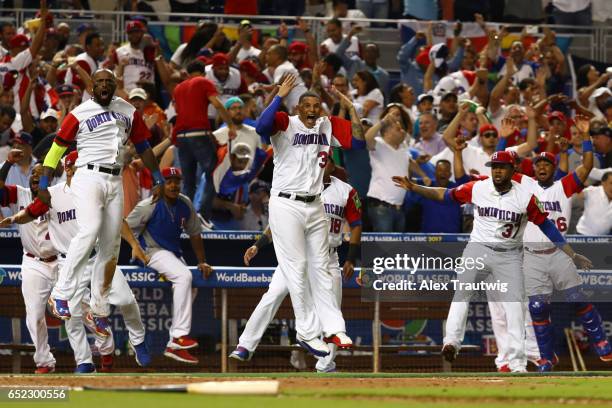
{"left": 214, "top": 97, "right": 260, "bottom": 154}
{"left": 552, "top": 0, "right": 592, "bottom": 26}
{"left": 62, "top": 32, "right": 105, "bottom": 101}
{"left": 138, "top": 82, "right": 169, "bottom": 132}
{"left": 415, "top": 112, "right": 446, "bottom": 156}
{"left": 576, "top": 65, "right": 611, "bottom": 109}
{"left": 493, "top": 41, "right": 537, "bottom": 86}
{"left": 320, "top": 18, "right": 360, "bottom": 59}
{"left": 55, "top": 84, "right": 78, "bottom": 121}
{"left": 205, "top": 53, "right": 247, "bottom": 125}
{"left": 239, "top": 180, "right": 270, "bottom": 231}
{"left": 586, "top": 87, "right": 612, "bottom": 121}
{"left": 55, "top": 22, "right": 70, "bottom": 50}
{"left": 76, "top": 23, "right": 95, "bottom": 48}
{"left": 590, "top": 120, "right": 612, "bottom": 171}
{"left": 389, "top": 83, "right": 417, "bottom": 123}
{"left": 116, "top": 20, "right": 155, "bottom": 92}
{"left": 436, "top": 92, "right": 458, "bottom": 131}
{"left": 352, "top": 70, "right": 384, "bottom": 122}
{"left": 0, "top": 105, "right": 16, "bottom": 162}
{"left": 576, "top": 172, "right": 612, "bottom": 236}
{"left": 172, "top": 60, "right": 235, "bottom": 217}
{"left": 170, "top": 22, "right": 217, "bottom": 69}
{"left": 263, "top": 45, "right": 307, "bottom": 112}
{"left": 3, "top": 132, "right": 35, "bottom": 188}
{"left": 229, "top": 20, "right": 261, "bottom": 63}
{"left": 0, "top": 22, "right": 16, "bottom": 58}
{"left": 331, "top": 0, "right": 369, "bottom": 30}
{"left": 237, "top": 93, "right": 258, "bottom": 127}
{"left": 333, "top": 26, "right": 389, "bottom": 96}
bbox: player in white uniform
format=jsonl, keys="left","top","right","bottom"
{"left": 393, "top": 150, "right": 592, "bottom": 372}
{"left": 230, "top": 159, "right": 362, "bottom": 372}
{"left": 204, "top": 54, "right": 245, "bottom": 122}
{"left": 523, "top": 131, "right": 612, "bottom": 371}
{"left": 38, "top": 69, "right": 164, "bottom": 338}
{"left": 115, "top": 20, "right": 155, "bottom": 92}
{"left": 254, "top": 75, "right": 364, "bottom": 355}
{"left": 264, "top": 46, "right": 308, "bottom": 112}
{"left": 3, "top": 151, "right": 152, "bottom": 373}
{"left": 0, "top": 153, "right": 57, "bottom": 374}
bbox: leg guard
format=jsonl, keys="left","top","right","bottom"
{"left": 575, "top": 303, "right": 611, "bottom": 357}
{"left": 528, "top": 295, "right": 555, "bottom": 361}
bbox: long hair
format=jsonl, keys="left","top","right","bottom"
{"left": 380, "top": 103, "right": 412, "bottom": 134}
{"left": 354, "top": 70, "right": 379, "bottom": 95}
{"left": 180, "top": 22, "right": 217, "bottom": 65}
{"left": 576, "top": 64, "right": 594, "bottom": 89}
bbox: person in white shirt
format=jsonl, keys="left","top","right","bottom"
{"left": 0, "top": 22, "right": 16, "bottom": 58}
{"left": 351, "top": 70, "right": 384, "bottom": 122}
{"left": 213, "top": 97, "right": 261, "bottom": 161}
{"left": 205, "top": 54, "right": 246, "bottom": 124}
{"left": 577, "top": 172, "right": 612, "bottom": 235}
{"left": 62, "top": 33, "right": 105, "bottom": 101}
{"left": 229, "top": 20, "right": 261, "bottom": 63}
{"left": 320, "top": 18, "right": 360, "bottom": 59}
{"left": 115, "top": 20, "right": 155, "bottom": 92}
{"left": 264, "top": 45, "right": 307, "bottom": 113}
{"left": 239, "top": 180, "right": 270, "bottom": 231}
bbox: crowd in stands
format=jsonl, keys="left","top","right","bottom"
{"left": 0, "top": 0, "right": 611, "bottom": 235}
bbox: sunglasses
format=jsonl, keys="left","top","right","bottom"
{"left": 482, "top": 132, "right": 498, "bottom": 138}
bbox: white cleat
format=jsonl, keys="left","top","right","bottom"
{"left": 297, "top": 337, "right": 330, "bottom": 357}
{"left": 324, "top": 332, "right": 353, "bottom": 349}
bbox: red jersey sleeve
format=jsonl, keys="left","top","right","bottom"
{"left": 75, "top": 59, "right": 92, "bottom": 74}
{"left": 449, "top": 181, "right": 475, "bottom": 204}
{"left": 526, "top": 195, "right": 549, "bottom": 225}
{"left": 26, "top": 198, "right": 50, "bottom": 218}
{"left": 329, "top": 116, "right": 352, "bottom": 149}
{"left": 129, "top": 110, "right": 152, "bottom": 144}
{"left": 271, "top": 112, "right": 290, "bottom": 134}
{"left": 561, "top": 172, "right": 584, "bottom": 197}
{"left": 55, "top": 113, "right": 80, "bottom": 146}
{"left": 0, "top": 184, "right": 17, "bottom": 207}
{"left": 344, "top": 188, "right": 362, "bottom": 227}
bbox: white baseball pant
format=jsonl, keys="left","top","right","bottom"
{"left": 63, "top": 256, "right": 145, "bottom": 365}
{"left": 147, "top": 249, "right": 195, "bottom": 348}
{"left": 488, "top": 302, "right": 540, "bottom": 368}
{"left": 268, "top": 195, "right": 346, "bottom": 340}
{"left": 20, "top": 255, "right": 57, "bottom": 369}
{"left": 237, "top": 251, "right": 343, "bottom": 372}
{"left": 443, "top": 243, "right": 526, "bottom": 371}
{"left": 51, "top": 168, "right": 124, "bottom": 317}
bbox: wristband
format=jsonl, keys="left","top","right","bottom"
{"left": 254, "top": 233, "right": 272, "bottom": 250}
{"left": 582, "top": 140, "right": 593, "bottom": 153}
{"left": 39, "top": 175, "right": 49, "bottom": 190}
{"left": 346, "top": 243, "right": 361, "bottom": 264}
{"left": 152, "top": 170, "right": 164, "bottom": 186}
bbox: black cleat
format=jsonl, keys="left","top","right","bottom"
{"left": 442, "top": 344, "right": 458, "bottom": 362}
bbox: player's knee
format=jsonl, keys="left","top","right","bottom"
{"left": 563, "top": 286, "right": 585, "bottom": 303}
{"left": 528, "top": 296, "right": 551, "bottom": 321}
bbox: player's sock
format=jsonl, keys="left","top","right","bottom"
{"left": 528, "top": 296, "right": 555, "bottom": 361}
{"left": 575, "top": 303, "right": 610, "bottom": 356}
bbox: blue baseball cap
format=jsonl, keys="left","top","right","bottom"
{"left": 14, "top": 132, "right": 33, "bottom": 146}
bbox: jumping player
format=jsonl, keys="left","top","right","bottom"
{"left": 2, "top": 151, "right": 151, "bottom": 373}
{"left": 124, "top": 167, "right": 213, "bottom": 364}
{"left": 230, "top": 159, "right": 362, "bottom": 372}
{"left": 39, "top": 69, "right": 163, "bottom": 337}
{"left": 255, "top": 74, "right": 364, "bottom": 356}
{"left": 523, "top": 122, "right": 612, "bottom": 371}
{"left": 393, "top": 150, "right": 592, "bottom": 372}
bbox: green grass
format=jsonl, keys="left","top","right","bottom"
{"left": 5, "top": 373, "right": 612, "bottom": 408}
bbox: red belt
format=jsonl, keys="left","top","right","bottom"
{"left": 526, "top": 247, "right": 557, "bottom": 255}
{"left": 26, "top": 253, "right": 58, "bottom": 263}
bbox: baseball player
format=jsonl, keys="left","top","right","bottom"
{"left": 523, "top": 127, "right": 612, "bottom": 371}
{"left": 39, "top": 69, "right": 163, "bottom": 338}
{"left": 255, "top": 74, "right": 364, "bottom": 356}
{"left": 2, "top": 151, "right": 151, "bottom": 373}
{"left": 393, "top": 150, "right": 592, "bottom": 372}
{"left": 0, "top": 151, "right": 58, "bottom": 373}
{"left": 123, "top": 167, "right": 213, "bottom": 365}
{"left": 115, "top": 20, "right": 154, "bottom": 91}
{"left": 230, "top": 159, "right": 362, "bottom": 372}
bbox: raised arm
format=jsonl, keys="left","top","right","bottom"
{"left": 28, "top": 1, "right": 48, "bottom": 58}
{"left": 392, "top": 175, "right": 448, "bottom": 201}
{"left": 512, "top": 106, "right": 539, "bottom": 157}
{"left": 331, "top": 85, "right": 363, "bottom": 141}
{"left": 255, "top": 74, "right": 296, "bottom": 138}
{"left": 573, "top": 116, "right": 594, "bottom": 183}
{"left": 442, "top": 102, "right": 470, "bottom": 150}
{"left": 20, "top": 66, "right": 37, "bottom": 133}
{"left": 489, "top": 57, "right": 515, "bottom": 114}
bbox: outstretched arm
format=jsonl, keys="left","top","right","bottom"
{"left": 392, "top": 176, "right": 448, "bottom": 201}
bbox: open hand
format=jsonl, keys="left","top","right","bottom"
{"left": 575, "top": 114, "right": 590, "bottom": 135}
{"left": 277, "top": 74, "right": 297, "bottom": 98}
{"left": 7, "top": 149, "right": 24, "bottom": 164}
{"left": 573, "top": 253, "right": 593, "bottom": 271}
{"left": 0, "top": 216, "right": 15, "bottom": 228}
{"left": 392, "top": 176, "right": 416, "bottom": 191}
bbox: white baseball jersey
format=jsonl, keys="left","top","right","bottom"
{"left": 576, "top": 185, "right": 612, "bottom": 235}
{"left": 64, "top": 52, "right": 98, "bottom": 101}
{"left": 523, "top": 173, "right": 582, "bottom": 247}
{"left": 115, "top": 44, "right": 154, "bottom": 91}
{"left": 54, "top": 97, "right": 150, "bottom": 167}
{"left": 204, "top": 64, "right": 244, "bottom": 119}
{"left": 0, "top": 49, "right": 32, "bottom": 113}
{"left": 322, "top": 176, "right": 362, "bottom": 248}
{"left": 2, "top": 184, "right": 56, "bottom": 258}
{"left": 31, "top": 182, "right": 76, "bottom": 254}
{"left": 269, "top": 113, "right": 353, "bottom": 195}
{"left": 321, "top": 35, "right": 360, "bottom": 58}
{"left": 448, "top": 177, "right": 549, "bottom": 248}
{"left": 264, "top": 61, "right": 308, "bottom": 111}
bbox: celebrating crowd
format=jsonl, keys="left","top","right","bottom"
{"left": 0, "top": 0, "right": 611, "bottom": 236}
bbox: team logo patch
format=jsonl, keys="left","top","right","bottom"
{"left": 533, "top": 196, "right": 545, "bottom": 213}
{"left": 353, "top": 194, "right": 362, "bottom": 211}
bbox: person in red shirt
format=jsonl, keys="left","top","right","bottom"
{"left": 172, "top": 60, "right": 235, "bottom": 218}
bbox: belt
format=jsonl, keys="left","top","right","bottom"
{"left": 526, "top": 247, "right": 557, "bottom": 255}
{"left": 368, "top": 196, "right": 401, "bottom": 210}
{"left": 87, "top": 163, "right": 121, "bottom": 176}
{"left": 483, "top": 245, "right": 521, "bottom": 253}
{"left": 176, "top": 130, "right": 213, "bottom": 138}
{"left": 26, "top": 253, "right": 57, "bottom": 263}
{"left": 277, "top": 192, "right": 320, "bottom": 203}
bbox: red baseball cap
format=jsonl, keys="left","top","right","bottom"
{"left": 415, "top": 47, "right": 431, "bottom": 67}
{"left": 479, "top": 124, "right": 499, "bottom": 137}
{"left": 64, "top": 150, "right": 78, "bottom": 168}
{"left": 126, "top": 20, "right": 145, "bottom": 32}
{"left": 10, "top": 34, "right": 29, "bottom": 49}
{"left": 288, "top": 41, "right": 307, "bottom": 54}
{"left": 239, "top": 60, "right": 259, "bottom": 77}
{"left": 533, "top": 151, "right": 557, "bottom": 166}
{"left": 508, "top": 150, "right": 520, "bottom": 164}
{"left": 212, "top": 53, "right": 229, "bottom": 67}
{"left": 162, "top": 167, "right": 182, "bottom": 179}
{"left": 485, "top": 151, "right": 514, "bottom": 167}
{"left": 196, "top": 55, "right": 212, "bottom": 66}
{"left": 547, "top": 111, "right": 567, "bottom": 124}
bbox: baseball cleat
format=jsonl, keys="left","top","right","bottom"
{"left": 130, "top": 341, "right": 152, "bottom": 367}
{"left": 85, "top": 312, "right": 112, "bottom": 337}
{"left": 536, "top": 358, "right": 554, "bottom": 373}
{"left": 169, "top": 336, "right": 199, "bottom": 350}
{"left": 229, "top": 346, "right": 253, "bottom": 362}
{"left": 511, "top": 367, "right": 528, "bottom": 373}
{"left": 100, "top": 354, "right": 114, "bottom": 373}
{"left": 497, "top": 364, "right": 511, "bottom": 373}
{"left": 316, "top": 367, "right": 337, "bottom": 373}
{"left": 297, "top": 337, "right": 330, "bottom": 357}
{"left": 595, "top": 340, "right": 612, "bottom": 361}
{"left": 323, "top": 332, "right": 353, "bottom": 349}
{"left": 34, "top": 366, "right": 55, "bottom": 374}
{"left": 164, "top": 347, "right": 199, "bottom": 364}
{"left": 441, "top": 344, "right": 458, "bottom": 362}
{"left": 47, "top": 297, "right": 71, "bottom": 320}
{"left": 74, "top": 363, "right": 96, "bottom": 374}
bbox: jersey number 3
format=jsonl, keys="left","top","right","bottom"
{"left": 501, "top": 223, "right": 520, "bottom": 239}
{"left": 317, "top": 151, "right": 329, "bottom": 168}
